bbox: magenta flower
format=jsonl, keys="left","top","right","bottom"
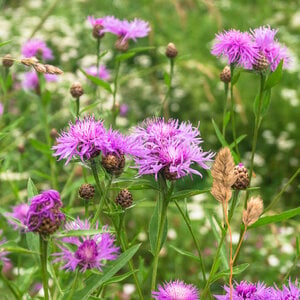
{"left": 26, "top": 190, "right": 65, "bottom": 235}
{"left": 270, "top": 279, "right": 300, "bottom": 300}
{"left": 119, "top": 103, "right": 129, "bottom": 117}
{"left": 21, "top": 39, "right": 54, "bottom": 61}
{"left": 0, "top": 230, "right": 10, "bottom": 263}
{"left": 0, "top": 103, "right": 3, "bottom": 116}
{"left": 53, "top": 218, "right": 119, "bottom": 272}
{"left": 22, "top": 71, "right": 57, "bottom": 90}
{"left": 52, "top": 116, "right": 106, "bottom": 164}
{"left": 152, "top": 280, "right": 199, "bottom": 300}
{"left": 129, "top": 118, "right": 214, "bottom": 180}
{"left": 5, "top": 203, "right": 29, "bottom": 230}
{"left": 214, "top": 281, "right": 271, "bottom": 300}
{"left": 85, "top": 65, "right": 110, "bottom": 81}
{"left": 211, "top": 29, "right": 258, "bottom": 69}
{"left": 87, "top": 15, "right": 105, "bottom": 27}
{"left": 251, "top": 25, "right": 290, "bottom": 71}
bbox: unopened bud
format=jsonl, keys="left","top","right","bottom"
{"left": 243, "top": 196, "right": 263, "bottom": 226}
{"left": 115, "top": 37, "right": 129, "bottom": 52}
{"left": 17, "top": 144, "right": 25, "bottom": 153}
{"left": 79, "top": 183, "right": 95, "bottom": 200}
{"left": 165, "top": 43, "right": 178, "bottom": 58}
{"left": 220, "top": 66, "right": 231, "bottom": 83}
{"left": 50, "top": 128, "right": 59, "bottom": 139}
{"left": 92, "top": 24, "right": 105, "bottom": 39}
{"left": 102, "top": 153, "right": 125, "bottom": 176}
{"left": 70, "top": 82, "right": 84, "bottom": 98}
{"left": 253, "top": 53, "right": 269, "bottom": 72}
{"left": 232, "top": 163, "right": 250, "bottom": 190}
{"left": 115, "top": 189, "right": 133, "bottom": 209}
{"left": 2, "top": 54, "right": 14, "bottom": 68}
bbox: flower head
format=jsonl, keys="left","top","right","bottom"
{"left": 152, "top": 280, "right": 199, "bottom": 300}
{"left": 251, "top": 25, "right": 290, "bottom": 71}
{"left": 5, "top": 203, "right": 29, "bottom": 230}
{"left": 85, "top": 65, "right": 110, "bottom": 81}
{"left": 0, "top": 103, "right": 3, "bottom": 116}
{"left": 26, "top": 190, "right": 65, "bottom": 235}
{"left": 22, "top": 71, "right": 57, "bottom": 90}
{"left": 211, "top": 29, "right": 258, "bottom": 69}
{"left": 53, "top": 218, "right": 119, "bottom": 272}
{"left": 21, "top": 39, "right": 54, "bottom": 61}
{"left": 130, "top": 118, "right": 214, "bottom": 180}
{"left": 270, "top": 279, "right": 300, "bottom": 299}
{"left": 52, "top": 116, "right": 106, "bottom": 164}
{"left": 214, "top": 281, "right": 270, "bottom": 300}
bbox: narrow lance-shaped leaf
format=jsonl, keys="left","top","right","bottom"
{"left": 264, "top": 60, "right": 283, "bottom": 90}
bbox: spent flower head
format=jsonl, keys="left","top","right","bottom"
{"left": 21, "top": 39, "right": 54, "bottom": 61}
{"left": 152, "top": 280, "right": 199, "bottom": 300}
{"left": 53, "top": 218, "right": 119, "bottom": 272}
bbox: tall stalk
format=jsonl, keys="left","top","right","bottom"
{"left": 40, "top": 235, "right": 49, "bottom": 300}
{"left": 112, "top": 60, "right": 121, "bottom": 127}
{"left": 162, "top": 57, "right": 174, "bottom": 120}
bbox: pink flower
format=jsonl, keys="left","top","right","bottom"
{"left": 22, "top": 71, "right": 57, "bottom": 90}
{"left": 21, "top": 39, "right": 53, "bottom": 61}
{"left": 85, "top": 65, "right": 110, "bottom": 81}
{"left": 5, "top": 203, "right": 29, "bottom": 230}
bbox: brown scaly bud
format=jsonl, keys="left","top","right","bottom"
{"left": 232, "top": 163, "right": 250, "bottom": 190}
{"left": 92, "top": 24, "right": 105, "bottom": 39}
{"left": 242, "top": 196, "right": 263, "bottom": 226}
{"left": 220, "top": 66, "right": 231, "bottom": 83}
{"left": 115, "top": 189, "right": 133, "bottom": 209}
{"left": 101, "top": 153, "right": 125, "bottom": 176}
{"left": 17, "top": 144, "right": 25, "bottom": 153}
{"left": 2, "top": 54, "right": 14, "bottom": 68}
{"left": 79, "top": 183, "right": 95, "bottom": 200}
{"left": 50, "top": 128, "right": 59, "bottom": 139}
{"left": 44, "top": 64, "right": 63, "bottom": 75}
{"left": 33, "top": 63, "right": 47, "bottom": 73}
{"left": 70, "top": 82, "right": 84, "bottom": 98}
{"left": 21, "top": 57, "right": 39, "bottom": 66}
{"left": 162, "top": 165, "right": 178, "bottom": 181}
{"left": 165, "top": 43, "right": 178, "bottom": 58}
{"left": 253, "top": 53, "right": 269, "bottom": 72}
{"left": 115, "top": 36, "right": 129, "bottom": 52}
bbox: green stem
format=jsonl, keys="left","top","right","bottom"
{"left": 162, "top": 58, "right": 174, "bottom": 120}
{"left": 39, "top": 235, "right": 49, "bottom": 300}
{"left": 229, "top": 64, "right": 240, "bottom": 160}
{"left": 282, "top": 254, "right": 300, "bottom": 283}
{"left": 67, "top": 269, "right": 79, "bottom": 300}
{"left": 222, "top": 82, "right": 229, "bottom": 138}
{"left": 228, "top": 190, "right": 239, "bottom": 222}
{"left": 112, "top": 59, "right": 121, "bottom": 127}
{"left": 84, "top": 200, "right": 89, "bottom": 218}
{"left": 75, "top": 97, "right": 80, "bottom": 118}
{"left": 174, "top": 199, "right": 207, "bottom": 284}
{"left": 96, "top": 38, "right": 101, "bottom": 76}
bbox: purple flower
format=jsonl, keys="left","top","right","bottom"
{"left": 214, "top": 281, "right": 271, "bottom": 300}
{"left": 52, "top": 116, "right": 106, "bottom": 164}
{"left": 22, "top": 71, "right": 57, "bottom": 90}
{"left": 0, "top": 103, "right": 3, "bottom": 116}
{"left": 87, "top": 15, "right": 105, "bottom": 27}
{"left": 211, "top": 29, "right": 258, "bottom": 69}
{"left": 251, "top": 25, "right": 290, "bottom": 71}
{"left": 119, "top": 103, "right": 129, "bottom": 117}
{"left": 21, "top": 39, "right": 54, "bottom": 61}
{"left": 53, "top": 218, "right": 119, "bottom": 272}
{"left": 102, "top": 17, "right": 150, "bottom": 43}
{"left": 0, "top": 230, "right": 10, "bottom": 263}
{"left": 26, "top": 190, "right": 65, "bottom": 235}
{"left": 5, "top": 203, "right": 29, "bottom": 230}
{"left": 152, "top": 280, "right": 199, "bottom": 300}
{"left": 270, "top": 279, "right": 300, "bottom": 300}
{"left": 129, "top": 118, "right": 214, "bottom": 180}
{"left": 85, "top": 65, "right": 110, "bottom": 81}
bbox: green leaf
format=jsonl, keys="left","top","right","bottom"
{"left": 27, "top": 178, "right": 38, "bottom": 199}
{"left": 3, "top": 244, "right": 39, "bottom": 255}
{"left": 25, "top": 232, "right": 40, "bottom": 264}
{"left": 229, "top": 134, "right": 247, "bottom": 149}
{"left": 0, "top": 40, "right": 12, "bottom": 47}
{"left": 264, "top": 60, "right": 283, "bottom": 90}
{"left": 169, "top": 245, "right": 200, "bottom": 262}
{"left": 29, "top": 139, "right": 52, "bottom": 156}
{"left": 164, "top": 71, "right": 171, "bottom": 88}
{"left": 102, "top": 270, "right": 135, "bottom": 285}
{"left": 212, "top": 119, "right": 228, "bottom": 147}
{"left": 68, "top": 244, "right": 141, "bottom": 300}
{"left": 115, "top": 52, "right": 135, "bottom": 62}
{"left": 210, "top": 263, "right": 249, "bottom": 284}
{"left": 112, "top": 178, "right": 158, "bottom": 190}
{"left": 260, "top": 88, "right": 271, "bottom": 116}
{"left": 55, "top": 229, "right": 112, "bottom": 238}
{"left": 223, "top": 111, "right": 231, "bottom": 132}
{"left": 170, "top": 189, "right": 210, "bottom": 201}
{"left": 80, "top": 100, "right": 102, "bottom": 114}
{"left": 128, "top": 46, "right": 155, "bottom": 53}
{"left": 80, "top": 69, "right": 112, "bottom": 93}
{"left": 231, "top": 69, "right": 241, "bottom": 85}
{"left": 248, "top": 206, "right": 300, "bottom": 229}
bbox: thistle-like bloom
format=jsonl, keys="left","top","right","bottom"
{"left": 211, "top": 29, "right": 258, "bottom": 69}
{"left": 214, "top": 281, "right": 270, "bottom": 300}
{"left": 270, "top": 279, "right": 300, "bottom": 299}
{"left": 0, "top": 102, "right": 3, "bottom": 116}
{"left": 152, "top": 280, "right": 199, "bottom": 300}
{"left": 52, "top": 116, "right": 106, "bottom": 164}
{"left": 85, "top": 65, "right": 110, "bottom": 81}
{"left": 21, "top": 39, "right": 54, "bottom": 61}
{"left": 22, "top": 71, "right": 57, "bottom": 90}
{"left": 26, "top": 190, "right": 65, "bottom": 235}
{"left": 5, "top": 203, "right": 29, "bottom": 230}
{"left": 0, "top": 230, "right": 10, "bottom": 263}
{"left": 130, "top": 118, "right": 214, "bottom": 180}
{"left": 53, "top": 218, "right": 119, "bottom": 272}
{"left": 251, "top": 25, "right": 290, "bottom": 71}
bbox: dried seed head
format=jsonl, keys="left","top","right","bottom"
{"left": 21, "top": 57, "right": 39, "bottom": 66}
{"left": 70, "top": 82, "right": 84, "bottom": 98}
{"left": 44, "top": 64, "right": 63, "bottom": 75}
{"left": 211, "top": 181, "right": 232, "bottom": 203}
{"left": 92, "top": 24, "right": 105, "bottom": 39}
{"left": 211, "top": 147, "right": 236, "bottom": 188}
{"left": 232, "top": 163, "right": 250, "bottom": 190}
{"left": 33, "top": 63, "right": 47, "bottom": 73}
{"left": 79, "top": 183, "right": 95, "bottom": 200}
{"left": 165, "top": 43, "right": 178, "bottom": 58}
{"left": 115, "top": 36, "right": 129, "bottom": 52}
{"left": 220, "top": 66, "right": 231, "bottom": 83}
{"left": 243, "top": 196, "right": 264, "bottom": 226}
{"left": 253, "top": 53, "right": 269, "bottom": 72}
{"left": 101, "top": 153, "right": 125, "bottom": 176}
{"left": 2, "top": 54, "right": 14, "bottom": 68}
{"left": 115, "top": 189, "right": 133, "bottom": 209}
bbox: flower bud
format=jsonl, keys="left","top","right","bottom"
{"left": 253, "top": 53, "right": 269, "bottom": 71}
{"left": 115, "top": 189, "right": 133, "bottom": 209}
{"left": 165, "top": 43, "right": 178, "bottom": 58}
{"left": 162, "top": 165, "right": 178, "bottom": 181}
{"left": 101, "top": 153, "right": 125, "bottom": 176}
{"left": 70, "top": 82, "right": 84, "bottom": 98}
{"left": 92, "top": 24, "right": 105, "bottom": 39}
{"left": 79, "top": 183, "right": 95, "bottom": 200}
{"left": 220, "top": 66, "right": 231, "bottom": 83}
{"left": 232, "top": 163, "right": 250, "bottom": 190}
{"left": 50, "top": 128, "right": 59, "bottom": 139}
{"left": 2, "top": 54, "right": 14, "bottom": 68}
{"left": 115, "top": 37, "right": 129, "bottom": 52}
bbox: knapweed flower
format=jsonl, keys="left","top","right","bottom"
{"left": 21, "top": 39, "right": 54, "bottom": 61}
{"left": 211, "top": 29, "right": 258, "bottom": 69}
{"left": 85, "top": 65, "right": 110, "bottom": 81}
{"left": 270, "top": 279, "right": 300, "bottom": 299}
{"left": 214, "top": 281, "right": 270, "bottom": 300}
{"left": 152, "top": 280, "right": 199, "bottom": 300}
{"left": 0, "top": 102, "right": 3, "bottom": 116}
{"left": 87, "top": 15, "right": 106, "bottom": 38}
{"left": 26, "top": 189, "right": 65, "bottom": 235}
{"left": 22, "top": 71, "right": 57, "bottom": 90}
{"left": 0, "top": 230, "right": 10, "bottom": 263}
{"left": 251, "top": 25, "right": 290, "bottom": 71}
{"left": 129, "top": 118, "right": 214, "bottom": 180}
{"left": 52, "top": 116, "right": 106, "bottom": 164}
{"left": 53, "top": 218, "right": 119, "bottom": 272}
{"left": 5, "top": 203, "right": 29, "bottom": 230}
